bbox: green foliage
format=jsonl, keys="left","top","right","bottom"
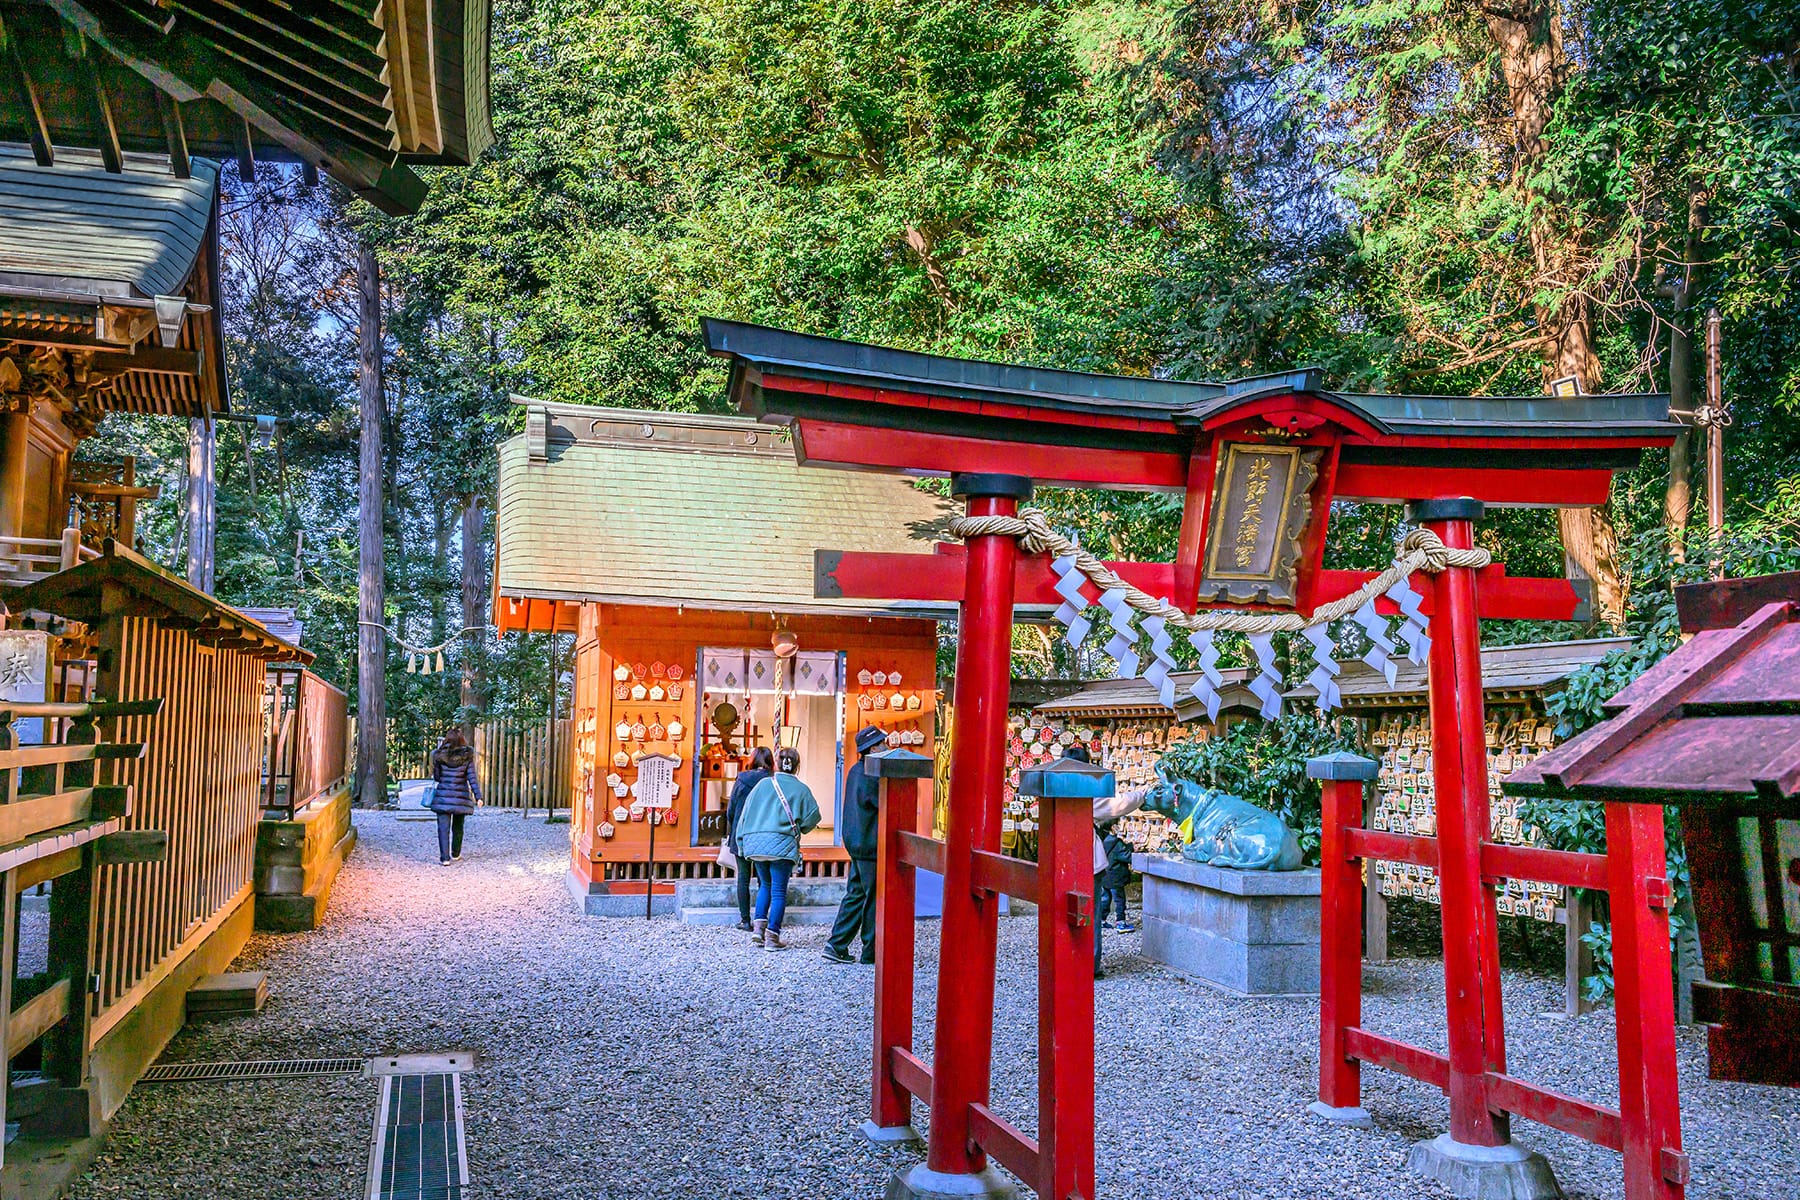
{"left": 1156, "top": 713, "right": 1363, "bottom": 864}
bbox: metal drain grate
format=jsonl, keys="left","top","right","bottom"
{"left": 367, "top": 1071, "right": 468, "bottom": 1200}
{"left": 140, "top": 1058, "right": 368, "bottom": 1083}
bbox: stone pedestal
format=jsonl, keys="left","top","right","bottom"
{"left": 1134, "top": 853, "right": 1321, "bottom": 995}
{"left": 886, "top": 1164, "right": 1019, "bottom": 1200}
{"left": 1407, "top": 1134, "right": 1562, "bottom": 1200}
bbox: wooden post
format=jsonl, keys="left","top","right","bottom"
{"left": 866, "top": 763, "right": 927, "bottom": 1140}
{"left": 354, "top": 241, "right": 387, "bottom": 809}
{"left": 1414, "top": 498, "right": 1508, "bottom": 1149}
{"left": 1036, "top": 788, "right": 1096, "bottom": 1200}
{"left": 40, "top": 706, "right": 100, "bottom": 1138}
{"left": 1310, "top": 754, "right": 1380, "bottom": 1121}
{"left": 1363, "top": 786, "right": 1389, "bottom": 963}
{"left": 0, "top": 865, "right": 14, "bottom": 1168}
{"left": 1, "top": 398, "right": 30, "bottom": 544}
{"left": 1564, "top": 889, "right": 1595, "bottom": 1018}
{"left": 1605, "top": 801, "right": 1687, "bottom": 1200}
{"left": 921, "top": 474, "right": 1028, "bottom": 1181}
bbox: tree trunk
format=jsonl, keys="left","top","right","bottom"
{"left": 431, "top": 492, "right": 450, "bottom": 648}
{"left": 355, "top": 242, "right": 387, "bottom": 807}
{"left": 459, "top": 493, "right": 486, "bottom": 733}
{"left": 1485, "top": 1, "right": 1627, "bottom": 628}
{"left": 1663, "top": 183, "right": 1705, "bottom": 559}
{"left": 184, "top": 415, "right": 215, "bottom": 590}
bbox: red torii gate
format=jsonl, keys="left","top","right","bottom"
{"left": 703, "top": 320, "right": 1685, "bottom": 1200}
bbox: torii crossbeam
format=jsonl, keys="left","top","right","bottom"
{"left": 703, "top": 319, "right": 1686, "bottom": 1200}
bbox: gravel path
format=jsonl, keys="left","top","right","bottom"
{"left": 67, "top": 812, "right": 1799, "bottom": 1200}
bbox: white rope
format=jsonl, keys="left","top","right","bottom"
{"left": 358, "top": 621, "right": 488, "bottom": 675}
{"left": 946, "top": 507, "right": 1489, "bottom": 634}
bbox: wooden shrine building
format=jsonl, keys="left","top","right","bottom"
{"left": 0, "top": 0, "right": 492, "bottom": 212}
{"left": 0, "top": 147, "right": 223, "bottom": 582}
{"left": 492, "top": 402, "right": 952, "bottom": 914}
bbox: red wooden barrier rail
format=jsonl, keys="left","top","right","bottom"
{"left": 1313, "top": 505, "right": 1686, "bottom": 1200}
{"left": 868, "top": 759, "right": 1100, "bottom": 1200}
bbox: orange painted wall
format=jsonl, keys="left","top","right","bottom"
{"left": 569, "top": 604, "right": 938, "bottom": 883}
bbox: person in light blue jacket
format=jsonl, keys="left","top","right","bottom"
{"left": 733, "top": 747, "right": 821, "bottom": 951}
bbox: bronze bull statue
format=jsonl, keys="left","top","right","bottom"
{"left": 1136, "top": 763, "right": 1304, "bottom": 871}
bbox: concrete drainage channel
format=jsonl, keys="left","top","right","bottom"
{"left": 141, "top": 1051, "right": 474, "bottom": 1199}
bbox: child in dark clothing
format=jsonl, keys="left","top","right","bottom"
{"left": 1098, "top": 824, "right": 1135, "bottom": 932}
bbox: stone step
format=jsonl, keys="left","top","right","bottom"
{"left": 679, "top": 905, "right": 840, "bottom": 927}
{"left": 186, "top": 971, "right": 268, "bottom": 1021}
{"left": 674, "top": 877, "right": 847, "bottom": 909}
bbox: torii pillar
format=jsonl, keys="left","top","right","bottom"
{"left": 890, "top": 472, "right": 1031, "bottom": 1200}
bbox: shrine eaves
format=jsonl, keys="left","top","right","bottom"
{"left": 703, "top": 319, "right": 1679, "bottom": 616}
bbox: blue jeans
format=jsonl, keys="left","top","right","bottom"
{"left": 1099, "top": 886, "right": 1127, "bottom": 924}
{"left": 752, "top": 859, "right": 794, "bottom": 931}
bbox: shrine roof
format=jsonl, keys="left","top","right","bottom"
{"left": 1506, "top": 574, "right": 1800, "bottom": 809}
{"left": 9, "top": 541, "right": 309, "bottom": 662}
{"left": 0, "top": 148, "right": 218, "bottom": 298}
{"left": 1289, "top": 637, "right": 1631, "bottom": 707}
{"left": 493, "top": 402, "right": 962, "bottom": 622}
{"left": 1033, "top": 669, "right": 1260, "bottom": 723}
{"left": 702, "top": 319, "right": 1676, "bottom": 446}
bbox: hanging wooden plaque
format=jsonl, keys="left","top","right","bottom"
{"left": 1199, "top": 442, "right": 1321, "bottom": 606}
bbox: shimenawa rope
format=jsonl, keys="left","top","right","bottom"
{"left": 946, "top": 507, "right": 1490, "bottom": 634}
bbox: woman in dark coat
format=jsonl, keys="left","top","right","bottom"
{"left": 726, "top": 747, "right": 775, "bottom": 930}
{"left": 429, "top": 729, "right": 483, "bottom": 865}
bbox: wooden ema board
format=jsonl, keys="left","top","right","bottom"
{"left": 565, "top": 604, "right": 937, "bottom": 892}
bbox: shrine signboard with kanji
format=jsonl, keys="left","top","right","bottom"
{"left": 1200, "top": 443, "right": 1321, "bottom": 606}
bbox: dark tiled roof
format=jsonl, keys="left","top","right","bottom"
{"left": 0, "top": 149, "right": 217, "bottom": 297}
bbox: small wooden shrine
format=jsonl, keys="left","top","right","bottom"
{"left": 1510, "top": 572, "right": 1800, "bottom": 1088}
{"left": 490, "top": 402, "right": 947, "bottom": 912}
{"left": 0, "top": 149, "right": 223, "bottom": 582}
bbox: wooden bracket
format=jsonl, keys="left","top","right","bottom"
{"left": 1660, "top": 1147, "right": 1691, "bottom": 1185}
{"left": 1064, "top": 890, "right": 1092, "bottom": 929}
{"left": 95, "top": 829, "right": 167, "bottom": 865}
{"left": 1644, "top": 876, "right": 1672, "bottom": 911}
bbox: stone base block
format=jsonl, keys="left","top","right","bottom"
{"left": 1307, "top": 1100, "right": 1373, "bottom": 1129}
{"left": 858, "top": 1120, "right": 922, "bottom": 1147}
{"left": 566, "top": 870, "right": 676, "bottom": 916}
{"left": 1408, "top": 1134, "right": 1562, "bottom": 1200}
{"left": 886, "top": 1164, "right": 1019, "bottom": 1200}
{"left": 1135, "top": 854, "right": 1321, "bottom": 995}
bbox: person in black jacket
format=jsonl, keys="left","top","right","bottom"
{"left": 726, "top": 747, "right": 775, "bottom": 931}
{"left": 823, "top": 725, "right": 891, "bottom": 964}
{"left": 1099, "top": 824, "right": 1134, "bottom": 932}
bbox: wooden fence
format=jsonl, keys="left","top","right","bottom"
{"left": 387, "top": 718, "right": 572, "bottom": 812}
{"left": 263, "top": 667, "right": 350, "bottom": 817}
{"left": 8, "top": 542, "right": 311, "bottom": 1128}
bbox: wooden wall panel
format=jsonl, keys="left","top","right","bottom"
{"left": 92, "top": 614, "right": 267, "bottom": 1022}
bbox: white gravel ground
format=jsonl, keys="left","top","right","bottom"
{"left": 66, "top": 812, "right": 1800, "bottom": 1200}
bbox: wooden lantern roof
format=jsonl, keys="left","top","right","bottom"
{"left": 0, "top": 146, "right": 225, "bottom": 425}
{"left": 1508, "top": 577, "right": 1800, "bottom": 809}
{"left": 0, "top": 0, "right": 491, "bottom": 213}
{"left": 702, "top": 319, "right": 1677, "bottom": 504}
